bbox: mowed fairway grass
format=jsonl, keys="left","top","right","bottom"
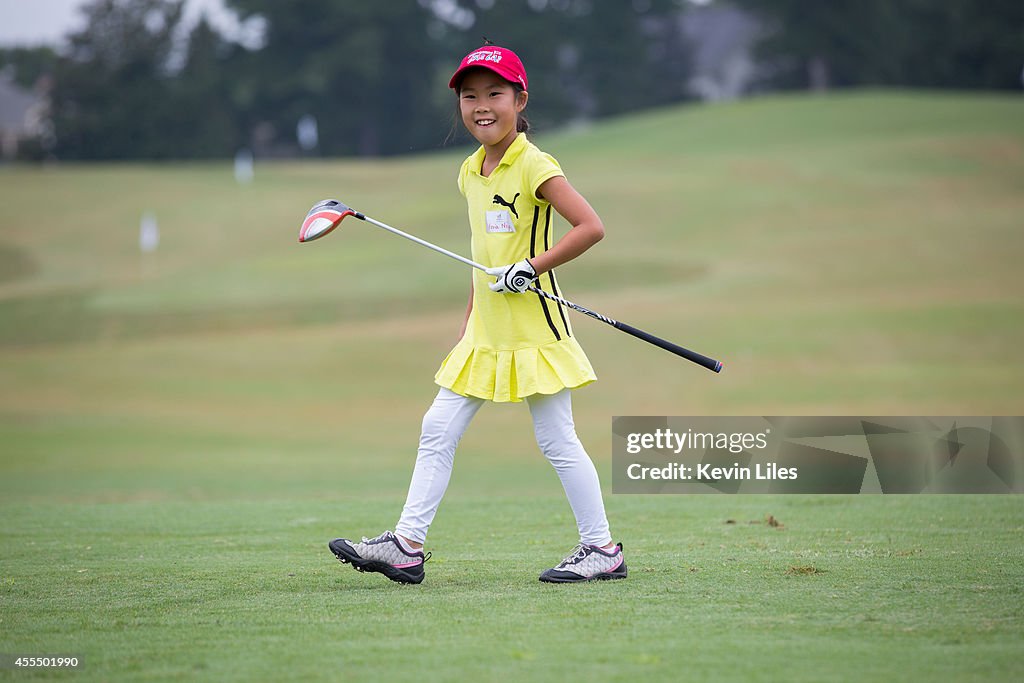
{"left": 1, "top": 91, "right": 1023, "bottom": 681}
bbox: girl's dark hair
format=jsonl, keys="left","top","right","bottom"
{"left": 446, "top": 72, "right": 530, "bottom": 145}
{"left": 511, "top": 83, "right": 531, "bottom": 134}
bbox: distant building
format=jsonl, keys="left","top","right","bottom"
{"left": 0, "top": 71, "right": 51, "bottom": 160}
{"left": 682, "top": 2, "right": 762, "bottom": 101}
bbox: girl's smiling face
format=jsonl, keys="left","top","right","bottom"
{"left": 458, "top": 68, "right": 528, "bottom": 149}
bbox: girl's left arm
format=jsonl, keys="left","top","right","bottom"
{"left": 529, "top": 176, "right": 605, "bottom": 275}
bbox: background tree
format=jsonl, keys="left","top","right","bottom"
{"left": 42, "top": 0, "right": 696, "bottom": 159}
{"left": 36, "top": 0, "right": 1020, "bottom": 161}
{"left": 50, "top": 0, "right": 189, "bottom": 159}
{"left": 435, "top": 0, "right": 693, "bottom": 139}
{"left": 736, "top": 0, "right": 1024, "bottom": 91}
{"left": 225, "top": 0, "right": 440, "bottom": 157}
{"left": 173, "top": 16, "right": 244, "bottom": 157}
{"left": 0, "top": 46, "right": 58, "bottom": 89}
{"left": 900, "top": 0, "right": 1024, "bottom": 90}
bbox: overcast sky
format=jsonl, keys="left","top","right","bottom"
{"left": 0, "top": 0, "right": 238, "bottom": 47}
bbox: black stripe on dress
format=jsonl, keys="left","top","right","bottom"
{"left": 530, "top": 205, "right": 561, "bottom": 342}
{"left": 542, "top": 204, "right": 572, "bottom": 338}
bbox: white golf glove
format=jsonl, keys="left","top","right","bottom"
{"left": 486, "top": 258, "right": 538, "bottom": 294}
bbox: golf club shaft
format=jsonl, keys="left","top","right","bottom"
{"left": 355, "top": 213, "right": 723, "bottom": 373}
{"left": 361, "top": 214, "right": 482, "bottom": 271}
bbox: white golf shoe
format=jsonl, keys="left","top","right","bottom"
{"left": 539, "top": 542, "right": 628, "bottom": 583}
{"left": 329, "top": 531, "right": 429, "bottom": 585}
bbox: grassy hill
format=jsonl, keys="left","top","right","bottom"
{"left": 0, "top": 91, "right": 1022, "bottom": 681}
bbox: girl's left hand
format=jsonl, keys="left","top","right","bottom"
{"left": 486, "top": 258, "right": 537, "bottom": 293}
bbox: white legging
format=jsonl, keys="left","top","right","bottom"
{"left": 395, "top": 387, "right": 612, "bottom": 547}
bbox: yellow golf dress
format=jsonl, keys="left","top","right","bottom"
{"left": 434, "top": 133, "right": 597, "bottom": 402}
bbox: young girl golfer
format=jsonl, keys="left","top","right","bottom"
{"left": 329, "top": 45, "right": 626, "bottom": 584}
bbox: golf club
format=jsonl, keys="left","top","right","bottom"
{"left": 299, "top": 199, "right": 723, "bottom": 373}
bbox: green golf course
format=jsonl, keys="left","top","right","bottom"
{"left": 1, "top": 91, "right": 1022, "bottom": 681}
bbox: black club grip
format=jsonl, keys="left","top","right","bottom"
{"left": 613, "top": 321, "right": 723, "bottom": 373}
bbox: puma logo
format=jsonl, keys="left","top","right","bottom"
{"left": 492, "top": 193, "right": 520, "bottom": 219}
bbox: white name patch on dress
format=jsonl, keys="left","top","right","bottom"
{"left": 485, "top": 210, "right": 515, "bottom": 233}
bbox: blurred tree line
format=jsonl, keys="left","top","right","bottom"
{"left": 734, "top": 0, "right": 1024, "bottom": 91}
{"left": 1, "top": 0, "right": 1021, "bottom": 160}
